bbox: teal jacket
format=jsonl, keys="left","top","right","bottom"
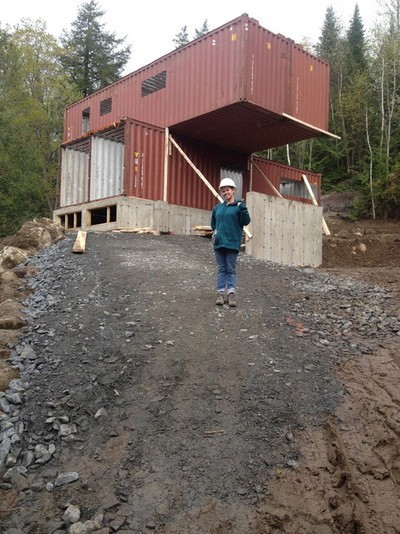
{"left": 211, "top": 200, "right": 251, "bottom": 251}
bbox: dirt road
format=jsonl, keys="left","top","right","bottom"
{"left": 1, "top": 219, "right": 400, "bottom": 533}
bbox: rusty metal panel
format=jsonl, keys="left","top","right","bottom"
{"left": 90, "top": 137, "right": 124, "bottom": 201}
{"left": 60, "top": 147, "right": 89, "bottom": 207}
{"left": 251, "top": 157, "right": 321, "bottom": 204}
{"left": 123, "top": 120, "right": 165, "bottom": 200}
{"left": 289, "top": 44, "right": 330, "bottom": 130}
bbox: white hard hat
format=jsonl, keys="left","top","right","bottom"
{"left": 219, "top": 177, "right": 236, "bottom": 189}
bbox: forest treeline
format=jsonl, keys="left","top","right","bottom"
{"left": 1, "top": 0, "right": 399, "bottom": 237}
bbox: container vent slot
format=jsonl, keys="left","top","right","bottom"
{"left": 141, "top": 71, "right": 167, "bottom": 97}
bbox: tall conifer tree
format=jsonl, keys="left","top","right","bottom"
{"left": 60, "top": 0, "right": 131, "bottom": 96}
{"left": 347, "top": 4, "right": 367, "bottom": 71}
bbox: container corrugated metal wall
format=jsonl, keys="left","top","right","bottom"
{"left": 251, "top": 157, "right": 321, "bottom": 204}
{"left": 289, "top": 44, "right": 330, "bottom": 130}
{"left": 167, "top": 136, "right": 249, "bottom": 211}
{"left": 90, "top": 137, "right": 124, "bottom": 200}
{"left": 63, "top": 14, "right": 330, "bottom": 148}
{"left": 60, "top": 148, "right": 89, "bottom": 207}
{"left": 244, "top": 21, "right": 290, "bottom": 114}
{"left": 123, "top": 120, "right": 165, "bottom": 200}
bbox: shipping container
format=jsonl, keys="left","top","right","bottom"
{"left": 60, "top": 119, "right": 165, "bottom": 208}
{"left": 250, "top": 156, "right": 321, "bottom": 204}
{"left": 63, "top": 13, "right": 334, "bottom": 153}
{"left": 60, "top": 120, "right": 321, "bottom": 213}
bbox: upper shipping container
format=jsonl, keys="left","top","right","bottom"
{"left": 63, "top": 14, "right": 333, "bottom": 153}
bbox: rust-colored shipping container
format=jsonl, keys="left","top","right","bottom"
{"left": 60, "top": 122, "right": 321, "bottom": 213}
{"left": 63, "top": 13, "right": 332, "bottom": 153}
{"left": 60, "top": 119, "right": 165, "bottom": 208}
{"left": 251, "top": 156, "right": 321, "bottom": 204}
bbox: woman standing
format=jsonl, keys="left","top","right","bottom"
{"left": 211, "top": 178, "right": 251, "bottom": 307}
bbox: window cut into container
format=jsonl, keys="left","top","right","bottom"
{"left": 82, "top": 108, "right": 90, "bottom": 133}
{"left": 100, "top": 97, "right": 112, "bottom": 116}
{"left": 141, "top": 71, "right": 167, "bottom": 97}
{"left": 280, "top": 178, "right": 315, "bottom": 199}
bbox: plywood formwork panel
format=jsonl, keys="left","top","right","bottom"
{"left": 245, "top": 192, "right": 322, "bottom": 267}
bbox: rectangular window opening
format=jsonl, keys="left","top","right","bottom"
{"left": 141, "top": 71, "right": 167, "bottom": 97}
{"left": 100, "top": 97, "right": 112, "bottom": 116}
{"left": 109, "top": 205, "right": 117, "bottom": 222}
{"left": 89, "top": 205, "right": 117, "bottom": 226}
{"left": 82, "top": 108, "right": 90, "bottom": 133}
{"left": 280, "top": 178, "right": 314, "bottom": 199}
{"left": 67, "top": 213, "right": 75, "bottom": 229}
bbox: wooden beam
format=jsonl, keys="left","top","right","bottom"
{"left": 169, "top": 135, "right": 223, "bottom": 201}
{"left": 163, "top": 127, "right": 169, "bottom": 202}
{"left": 72, "top": 230, "right": 87, "bottom": 253}
{"left": 250, "top": 158, "right": 283, "bottom": 198}
{"left": 169, "top": 135, "right": 252, "bottom": 239}
{"left": 281, "top": 113, "right": 341, "bottom": 139}
{"left": 301, "top": 174, "right": 331, "bottom": 236}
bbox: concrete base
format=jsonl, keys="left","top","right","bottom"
{"left": 53, "top": 196, "right": 212, "bottom": 235}
{"left": 54, "top": 193, "right": 323, "bottom": 267}
{"left": 245, "top": 192, "right": 323, "bottom": 267}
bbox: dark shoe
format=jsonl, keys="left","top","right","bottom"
{"left": 228, "top": 293, "right": 237, "bottom": 307}
{"left": 215, "top": 292, "right": 225, "bottom": 305}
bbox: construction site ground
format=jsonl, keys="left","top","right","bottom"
{"left": 0, "top": 214, "right": 399, "bottom": 533}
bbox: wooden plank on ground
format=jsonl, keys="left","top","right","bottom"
{"left": 72, "top": 231, "right": 87, "bottom": 254}
{"left": 114, "top": 227, "right": 159, "bottom": 234}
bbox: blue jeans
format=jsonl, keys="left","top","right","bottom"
{"left": 214, "top": 248, "right": 238, "bottom": 294}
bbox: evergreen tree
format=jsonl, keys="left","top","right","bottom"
{"left": 173, "top": 25, "right": 189, "bottom": 48}
{"left": 347, "top": 4, "right": 367, "bottom": 71}
{"left": 316, "top": 6, "right": 342, "bottom": 62}
{"left": 173, "top": 20, "right": 209, "bottom": 49}
{"left": 60, "top": 0, "right": 131, "bottom": 96}
{"left": 194, "top": 20, "right": 209, "bottom": 38}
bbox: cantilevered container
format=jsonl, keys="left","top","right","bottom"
{"left": 63, "top": 13, "right": 333, "bottom": 153}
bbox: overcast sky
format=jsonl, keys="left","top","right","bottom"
{"left": 1, "top": 0, "right": 381, "bottom": 74}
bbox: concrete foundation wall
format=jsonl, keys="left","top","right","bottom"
{"left": 54, "top": 193, "right": 322, "bottom": 267}
{"left": 245, "top": 192, "right": 322, "bottom": 267}
{"left": 53, "top": 196, "right": 212, "bottom": 235}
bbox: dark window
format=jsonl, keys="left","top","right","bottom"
{"left": 89, "top": 205, "right": 117, "bottom": 225}
{"left": 100, "top": 97, "right": 112, "bottom": 115}
{"left": 141, "top": 71, "right": 167, "bottom": 97}
{"left": 82, "top": 108, "right": 90, "bottom": 133}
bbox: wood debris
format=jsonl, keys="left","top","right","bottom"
{"left": 193, "top": 225, "right": 213, "bottom": 237}
{"left": 72, "top": 231, "right": 87, "bottom": 254}
{"left": 114, "top": 227, "right": 159, "bottom": 235}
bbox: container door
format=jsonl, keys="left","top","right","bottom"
{"left": 90, "top": 137, "right": 124, "bottom": 201}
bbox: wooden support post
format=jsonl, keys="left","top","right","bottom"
{"left": 301, "top": 174, "right": 331, "bottom": 236}
{"left": 163, "top": 127, "right": 169, "bottom": 202}
{"left": 250, "top": 158, "right": 283, "bottom": 198}
{"left": 72, "top": 230, "right": 87, "bottom": 254}
{"left": 170, "top": 135, "right": 252, "bottom": 239}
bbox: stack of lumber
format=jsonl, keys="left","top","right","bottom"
{"left": 193, "top": 225, "right": 213, "bottom": 237}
